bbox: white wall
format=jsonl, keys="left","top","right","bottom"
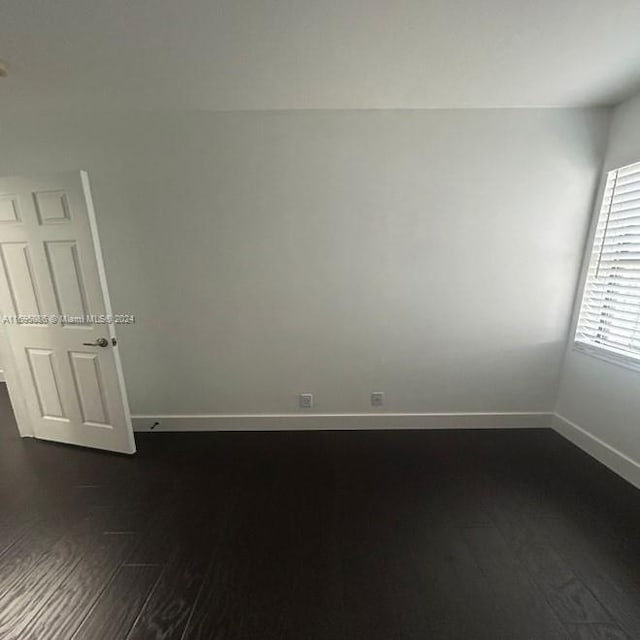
{"left": 0, "top": 109, "right": 608, "bottom": 417}
{"left": 555, "top": 91, "right": 640, "bottom": 480}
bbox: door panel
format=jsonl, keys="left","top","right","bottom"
{"left": 0, "top": 172, "right": 135, "bottom": 454}
{"left": 33, "top": 190, "right": 71, "bottom": 224}
{"left": 69, "top": 351, "right": 110, "bottom": 427}
{"left": 45, "top": 240, "right": 89, "bottom": 316}
{"left": 1, "top": 242, "right": 43, "bottom": 315}
{"left": 0, "top": 195, "right": 20, "bottom": 223}
{"left": 26, "top": 347, "right": 68, "bottom": 420}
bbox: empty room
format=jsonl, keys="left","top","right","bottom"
{"left": 0, "top": 0, "right": 639, "bottom": 638}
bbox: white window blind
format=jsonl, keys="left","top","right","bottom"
{"left": 575, "top": 160, "right": 640, "bottom": 364}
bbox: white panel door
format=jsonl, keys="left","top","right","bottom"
{"left": 0, "top": 172, "right": 135, "bottom": 454}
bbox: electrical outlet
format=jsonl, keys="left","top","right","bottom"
{"left": 371, "top": 392, "right": 384, "bottom": 407}
{"left": 299, "top": 393, "right": 314, "bottom": 409}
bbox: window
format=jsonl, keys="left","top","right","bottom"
{"left": 575, "top": 160, "right": 640, "bottom": 366}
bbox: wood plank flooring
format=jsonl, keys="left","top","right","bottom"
{"left": 0, "top": 387, "right": 639, "bottom": 639}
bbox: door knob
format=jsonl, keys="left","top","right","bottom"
{"left": 83, "top": 338, "right": 109, "bottom": 347}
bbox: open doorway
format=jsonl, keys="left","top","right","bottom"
{"left": 0, "top": 380, "right": 21, "bottom": 442}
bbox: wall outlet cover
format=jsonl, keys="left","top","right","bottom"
{"left": 299, "top": 393, "right": 314, "bottom": 409}
{"left": 371, "top": 392, "right": 384, "bottom": 407}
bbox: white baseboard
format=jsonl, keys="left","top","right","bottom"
{"left": 132, "top": 411, "right": 553, "bottom": 433}
{"left": 131, "top": 410, "right": 640, "bottom": 491}
{"left": 552, "top": 414, "right": 640, "bottom": 491}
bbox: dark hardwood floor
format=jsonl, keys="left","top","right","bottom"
{"left": 1, "top": 387, "right": 639, "bottom": 639}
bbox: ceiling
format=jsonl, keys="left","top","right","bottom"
{"left": 1, "top": 0, "right": 640, "bottom": 111}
